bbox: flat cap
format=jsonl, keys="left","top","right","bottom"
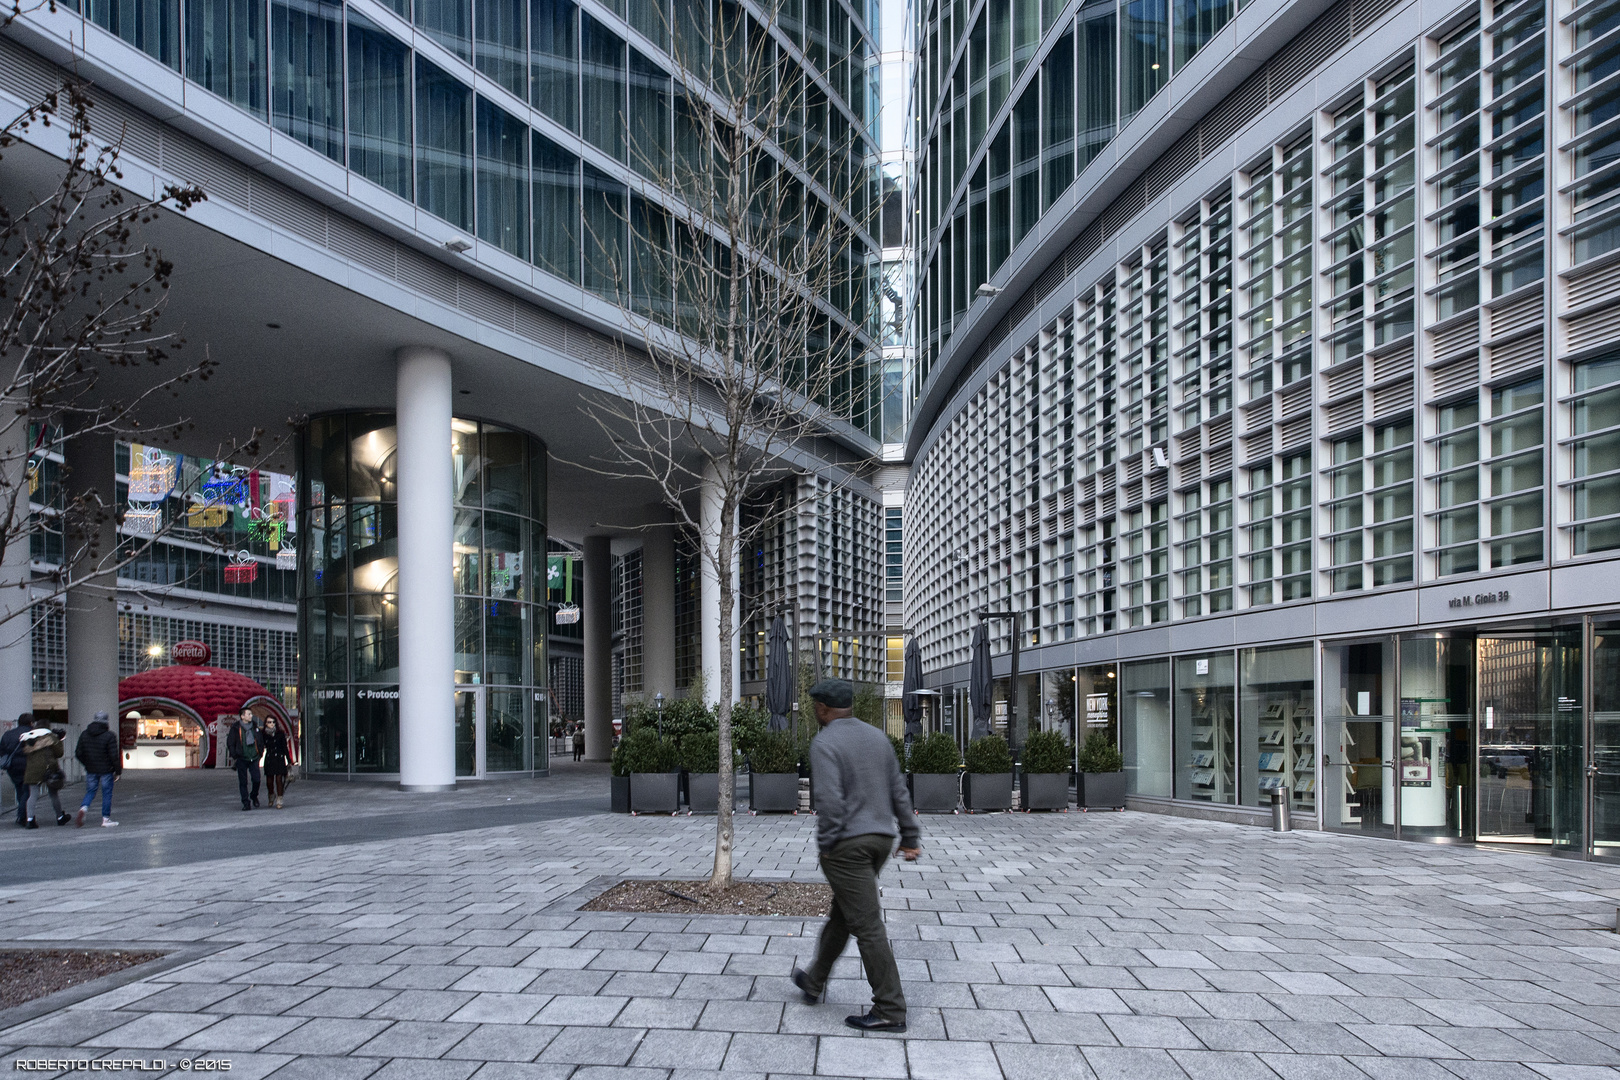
{"left": 807, "top": 678, "right": 853, "bottom": 709}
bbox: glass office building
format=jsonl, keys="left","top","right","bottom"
{"left": 903, "top": 0, "right": 1620, "bottom": 856}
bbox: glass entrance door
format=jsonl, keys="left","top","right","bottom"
{"left": 1476, "top": 629, "right": 1583, "bottom": 849}
{"left": 454, "top": 687, "right": 486, "bottom": 779}
{"left": 1590, "top": 620, "right": 1620, "bottom": 858}
{"left": 1323, "top": 639, "right": 1397, "bottom": 839}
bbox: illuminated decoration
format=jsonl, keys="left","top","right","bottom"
{"left": 185, "top": 500, "right": 229, "bottom": 528}
{"left": 489, "top": 551, "right": 522, "bottom": 597}
{"left": 246, "top": 505, "right": 286, "bottom": 550}
{"left": 200, "top": 470, "right": 249, "bottom": 506}
{"left": 555, "top": 602, "right": 580, "bottom": 625}
{"left": 275, "top": 545, "right": 296, "bottom": 570}
{"left": 546, "top": 553, "right": 577, "bottom": 603}
{"left": 124, "top": 508, "right": 162, "bottom": 535}
{"left": 223, "top": 550, "right": 258, "bottom": 584}
{"left": 127, "top": 447, "right": 176, "bottom": 501}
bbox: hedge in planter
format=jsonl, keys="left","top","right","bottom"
{"left": 1020, "top": 729, "right": 1073, "bottom": 811}
{"left": 907, "top": 731, "right": 960, "bottom": 813}
{"left": 609, "top": 737, "right": 632, "bottom": 813}
{"left": 747, "top": 730, "right": 799, "bottom": 813}
{"left": 678, "top": 731, "right": 724, "bottom": 813}
{"left": 1076, "top": 729, "right": 1126, "bottom": 810}
{"left": 619, "top": 729, "right": 680, "bottom": 814}
{"left": 963, "top": 734, "right": 1013, "bottom": 812}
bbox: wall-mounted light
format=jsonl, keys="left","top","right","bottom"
{"left": 444, "top": 238, "right": 473, "bottom": 254}
{"left": 975, "top": 284, "right": 1001, "bottom": 298}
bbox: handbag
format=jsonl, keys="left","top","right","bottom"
{"left": 44, "top": 764, "right": 65, "bottom": 793}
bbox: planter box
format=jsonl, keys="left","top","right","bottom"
{"left": 750, "top": 772, "right": 799, "bottom": 813}
{"left": 963, "top": 772, "right": 1013, "bottom": 812}
{"left": 1079, "top": 771, "right": 1127, "bottom": 809}
{"left": 687, "top": 772, "right": 719, "bottom": 813}
{"left": 1021, "top": 771, "right": 1071, "bottom": 811}
{"left": 610, "top": 774, "right": 631, "bottom": 814}
{"left": 909, "top": 772, "right": 959, "bottom": 813}
{"left": 630, "top": 772, "right": 679, "bottom": 814}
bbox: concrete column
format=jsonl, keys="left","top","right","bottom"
{"left": 699, "top": 463, "right": 739, "bottom": 707}
{"left": 582, "top": 534, "right": 613, "bottom": 760}
{"left": 0, "top": 411, "right": 33, "bottom": 728}
{"left": 63, "top": 431, "right": 117, "bottom": 780}
{"left": 640, "top": 524, "right": 676, "bottom": 701}
{"left": 396, "top": 347, "right": 456, "bottom": 791}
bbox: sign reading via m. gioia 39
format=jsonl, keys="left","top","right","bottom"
{"left": 1449, "top": 589, "right": 1511, "bottom": 610}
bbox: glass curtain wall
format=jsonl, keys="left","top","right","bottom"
{"left": 300, "top": 413, "right": 548, "bottom": 778}
{"left": 1238, "top": 644, "right": 1312, "bottom": 812}
{"left": 1174, "top": 652, "right": 1234, "bottom": 802}
{"left": 1594, "top": 619, "right": 1620, "bottom": 857}
{"left": 1120, "top": 658, "right": 1170, "bottom": 794}
{"left": 271, "top": 0, "right": 343, "bottom": 160}
{"left": 1476, "top": 627, "right": 1582, "bottom": 848}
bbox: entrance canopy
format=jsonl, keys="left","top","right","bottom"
{"left": 118, "top": 647, "right": 294, "bottom": 768}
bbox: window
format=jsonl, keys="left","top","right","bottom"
{"left": 531, "top": 0, "right": 579, "bottom": 131}
{"left": 347, "top": 14, "right": 412, "bottom": 199}
{"left": 1121, "top": 0, "right": 1168, "bottom": 122}
{"left": 1077, "top": 0, "right": 1116, "bottom": 170}
{"left": 581, "top": 12, "right": 627, "bottom": 161}
{"left": 415, "top": 59, "right": 474, "bottom": 231}
{"left": 1177, "top": 477, "right": 1234, "bottom": 616}
{"left": 1119, "top": 500, "right": 1169, "bottom": 626}
{"left": 1426, "top": 378, "right": 1544, "bottom": 574}
{"left": 1173, "top": 0, "right": 1231, "bottom": 70}
{"left": 476, "top": 0, "right": 527, "bottom": 96}
{"left": 1326, "top": 419, "right": 1414, "bottom": 592}
{"left": 1012, "top": 86, "right": 1039, "bottom": 245}
{"left": 90, "top": 0, "right": 179, "bottom": 68}
{"left": 271, "top": 0, "right": 343, "bottom": 160}
{"left": 1566, "top": 353, "right": 1620, "bottom": 554}
{"left": 476, "top": 97, "right": 528, "bottom": 258}
{"left": 582, "top": 162, "right": 627, "bottom": 300}
{"left": 531, "top": 131, "right": 580, "bottom": 281}
{"left": 416, "top": 0, "right": 472, "bottom": 60}
{"left": 1244, "top": 453, "right": 1311, "bottom": 605}
{"left": 628, "top": 50, "right": 672, "bottom": 181}
{"left": 1568, "top": 0, "right": 1620, "bottom": 262}
{"left": 186, "top": 0, "right": 266, "bottom": 115}
{"left": 1041, "top": 29, "right": 1074, "bottom": 210}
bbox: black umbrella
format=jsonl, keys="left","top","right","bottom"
{"left": 764, "top": 614, "right": 794, "bottom": 731}
{"left": 901, "top": 638, "right": 924, "bottom": 743}
{"left": 969, "top": 623, "right": 992, "bottom": 740}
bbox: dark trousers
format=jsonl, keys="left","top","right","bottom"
{"left": 235, "top": 759, "right": 261, "bottom": 807}
{"left": 805, "top": 833, "right": 906, "bottom": 1021}
{"left": 9, "top": 774, "right": 26, "bottom": 824}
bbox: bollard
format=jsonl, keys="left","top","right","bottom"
{"left": 1271, "top": 788, "right": 1292, "bottom": 832}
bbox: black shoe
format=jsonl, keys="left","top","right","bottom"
{"left": 242, "top": 803, "right": 252, "bottom": 811}
{"left": 252, "top": 797, "right": 260, "bottom": 808}
{"left": 24, "top": 819, "right": 37, "bottom": 829}
{"left": 56, "top": 813, "right": 70, "bottom": 826}
{"left": 791, "top": 967, "right": 823, "bottom": 1004}
{"left": 845, "top": 1012, "right": 906, "bottom": 1032}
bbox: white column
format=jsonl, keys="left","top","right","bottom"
{"left": 396, "top": 347, "right": 456, "bottom": 791}
{"left": 582, "top": 534, "right": 613, "bottom": 760}
{"left": 640, "top": 524, "right": 676, "bottom": 700}
{"left": 0, "top": 410, "right": 33, "bottom": 728}
{"left": 699, "top": 463, "right": 739, "bottom": 706}
{"left": 63, "top": 431, "right": 117, "bottom": 780}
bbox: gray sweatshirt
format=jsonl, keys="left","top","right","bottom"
{"left": 810, "top": 716, "right": 920, "bottom": 852}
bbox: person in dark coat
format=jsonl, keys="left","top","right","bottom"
{"left": 225, "top": 710, "right": 263, "bottom": 811}
{"left": 74, "top": 710, "right": 122, "bottom": 827}
{"left": 21, "top": 724, "right": 67, "bottom": 827}
{"left": 260, "top": 719, "right": 291, "bottom": 809}
{"left": 1, "top": 713, "right": 31, "bottom": 826}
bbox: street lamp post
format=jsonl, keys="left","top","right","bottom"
{"left": 978, "top": 609, "right": 1022, "bottom": 757}
{"left": 654, "top": 692, "right": 665, "bottom": 740}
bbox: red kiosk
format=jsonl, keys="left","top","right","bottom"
{"left": 116, "top": 641, "right": 296, "bottom": 769}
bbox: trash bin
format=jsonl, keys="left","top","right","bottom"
{"left": 1271, "top": 787, "right": 1292, "bottom": 832}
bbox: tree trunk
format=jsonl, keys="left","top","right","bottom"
{"left": 711, "top": 485, "right": 737, "bottom": 889}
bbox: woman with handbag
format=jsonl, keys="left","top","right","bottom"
{"left": 261, "top": 719, "right": 291, "bottom": 809}
{"left": 21, "top": 725, "right": 68, "bottom": 827}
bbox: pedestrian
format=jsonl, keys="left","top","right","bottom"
{"left": 226, "top": 710, "right": 262, "bottom": 811}
{"left": 21, "top": 723, "right": 69, "bottom": 828}
{"left": 1, "top": 714, "right": 31, "bottom": 827}
{"left": 73, "top": 710, "right": 122, "bottom": 828}
{"left": 572, "top": 724, "right": 585, "bottom": 762}
{"left": 261, "top": 718, "right": 291, "bottom": 809}
{"left": 790, "top": 678, "right": 920, "bottom": 1033}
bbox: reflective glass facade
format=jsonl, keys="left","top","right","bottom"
{"left": 299, "top": 414, "right": 548, "bottom": 776}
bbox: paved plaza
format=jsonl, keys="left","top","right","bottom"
{"left": 4, "top": 802, "right": 1620, "bottom": 1079}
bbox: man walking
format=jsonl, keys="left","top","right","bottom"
{"left": 791, "top": 678, "right": 919, "bottom": 1033}
{"left": 1, "top": 715, "right": 30, "bottom": 827}
{"left": 226, "top": 711, "right": 263, "bottom": 810}
{"left": 74, "top": 711, "right": 122, "bottom": 827}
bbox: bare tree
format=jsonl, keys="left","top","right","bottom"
{"left": 579, "top": 6, "right": 879, "bottom": 886}
{"left": 0, "top": 79, "right": 277, "bottom": 638}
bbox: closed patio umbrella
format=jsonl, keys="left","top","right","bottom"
{"left": 765, "top": 614, "right": 794, "bottom": 731}
{"left": 969, "top": 623, "right": 992, "bottom": 740}
{"left": 901, "top": 638, "right": 924, "bottom": 744}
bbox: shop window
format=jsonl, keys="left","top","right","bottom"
{"left": 1174, "top": 652, "right": 1234, "bottom": 803}
{"left": 1238, "top": 645, "right": 1313, "bottom": 813}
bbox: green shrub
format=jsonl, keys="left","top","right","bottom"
{"left": 1023, "top": 729, "right": 1073, "bottom": 774}
{"left": 617, "top": 728, "right": 678, "bottom": 773}
{"left": 795, "top": 724, "right": 816, "bottom": 770}
{"left": 677, "top": 730, "right": 720, "bottom": 774}
{"left": 853, "top": 682, "right": 885, "bottom": 727}
{"left": 907, "top": 731, "right": 960, "bottom": 774}
{"left": 610, "top": 736, "right": 632, "bottom": 777}
{"left": 964, "top": 734, "right": 1012, "bottom": 774}
{"left": 1076, "top": 730, "right": 1123, "bottom": 773}
{"left": 747, "top": 730, "right": 798, "bottom": 774}
{"left": 622, "top": 693, "right": 715, "bottom": 742}
{"left": 729, "top": 701, "right": 770, "bottom": 755}
{"left": 888, "top": 734, "right": 907, "bottom": 771}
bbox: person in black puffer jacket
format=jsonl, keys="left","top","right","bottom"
{"left": 74, "top": 711, "right": 123, "bottom": 828}
{"left": 1, "top": 714, "right": 32, "bottom": 826}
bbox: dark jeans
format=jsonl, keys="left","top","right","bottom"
{"left": 235, "top": 759, "right": 261, "bottom": 807}
{"left": 9, "top": 774, "right": 26, "bottom": 824}
{"left": 81, "top": 773, "right": 116, "bottom": 818}
{"left": 804, "top": 833, "right": 905, "bottom": 1021}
